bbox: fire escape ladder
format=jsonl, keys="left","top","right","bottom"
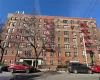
{"left": 45, "top": 19, "right": 55, "bottom": 52}
{"left": 81, "top": 23, "right": 93, "bottom": 53}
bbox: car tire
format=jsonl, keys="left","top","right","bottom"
{"left": 26, "top": 68, "right": 30, "bottom": 73}
{"left": 88, "top": 70, "right": 92, "bottom": 74}
{"left": 73, "top": 70, "right": 78, "bottom": 74}
{"left": 9, "top": 68, "right": 15, "bottom": 73}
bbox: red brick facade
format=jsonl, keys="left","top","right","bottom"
{"left": 0, "top": 13, "right": 100, "bottom": 68}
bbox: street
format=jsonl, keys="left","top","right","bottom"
{"left": 0, "top": 71, "right": 100, "bottom": 80}
{"left": 13, "top": 71, "right": 100, "bottom": 80}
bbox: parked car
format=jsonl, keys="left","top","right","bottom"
{"left": 8, "top": 62, "right": 35, "bottom": 73}
{"left": 91, "top": 65, "right": 100, "bottom": 73}
{"left": 67, "top": 62, "right": 92, "bottom": 74}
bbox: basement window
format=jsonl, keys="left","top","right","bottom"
{"left": 50, "top": 61, "right": 54, "bottom": 65}
{"left": 10, "top": 60, "right": 13, "bottom": 63}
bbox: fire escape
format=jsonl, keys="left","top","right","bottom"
{"left": 81, "top": 22, "right": 92, "bottom": 53}
{"left": 45, "top": 19, "right": 55, "bottom": 52}
{"left": 80, "top": 22, "right": 93, "bottom": 66}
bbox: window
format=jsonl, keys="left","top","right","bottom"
{"left": 64, "top": 37, "right": 69, "bottom": 42}
{"left": 38, "top": 24, "right": 41, "bottom": 29}
{"left": 27, "top": 43, "right": 31, "bottom": 48}
{"left": 58, "top": 60, "right": 62, "bottom": 65}
{"left": 10, "top": 36, "right": 13, "bottom": 39}
{"left": 21, "top": 36, "right": 24, "bottom": 41}
{"left": 11, "top": 17, "right": 14, "bottom": 20}
{"left": 73, "top": 45, "right": 77, "bottom": 48}
{"left": 74, "top": 48, "right": 77, "bottom": 52}
{"left": 73, "top": 38, "right": 76, "bottom": 43}
{"left": 8, "top": 43, "right": 11, "bottom": 47}
{"left": 74, "top": 52, "right": 77, "bottom": 57}
{"left": 44, "top": 19, "right": 47, "bottom": 23}
{"left": 84, "top": 21, "right": 87, "bottom": 25}
{"left": 19, "top": 43, "right": 23, "bottom": 48}
{"left": 23, "top": 23, "right": 27, "bottom": 28}
{"left": 13, "top": 22, "right": 17, "bottom": 26}
{"left": 15, "top": 17, "right": 18, "bottom": 20}
{"left": 58, "top": 37, "right": 60, "bottom": 41}
{"left": 50, "top": 61, "right": 54, "bottom": 65}
{"left": 24, "top": 17, "right": 28, "bottom": 21}
{"left": 57, "top": 31, "right": 60, "bottom": 36}
{"left": 72, "top": 32, "right": 76, "bottom": 37}
{"left": 12, "top": 28, "right": 15, "bottom": 33}
{"left": 17, "top": 50, "right": 22, "bottom": 56}
{"left": 3, "top": 59, "right": 6, "bottom": 63}
{"left": 78, "top": 26, "right": 81, "bottom": 30}
{"left": 70, "top": 20, "right": 74, "bottom": 24}
{"left": 64, "top": 31, "right": 69, "bottom": 35}
{"left": 63, "top": 20, "right": 68, "bottom": 23}
{"left": 56, "top": 19, "right": 60, "bottom": 23}
{"left": 58, "top": 52, "right": 61, "bottom": 57}
{"left": 50, "top": 52, "right": 55, "bottom": 56}
{"left": 51, "top": 19, "right": 54, "bottom": 23}
{"left": 25, "top": 50, "right": 31, "bottom": 57}
{"left": 80, "top": 38, "right": 83, "bottom": 42}
{"left": 77, "top": 20, "right": 80, "bottom": 24}
{"left": 58, "top": 44, "right": 60, "bottom": 49}
{"left": 10, "top": 60, "right": 13, "bottom": 63}
{"left": 51, "top": 44, "right": 55, "bottom": 49}
{"left": 9, "top": 23, "right": 13, "bottom": 26}
{"left": 30, "top": 18, "right": 36, "bottom": 22}
{"left": 12, "top": 50, "right": 14, "bottom": 54}
{"left": 57, "top": 25, "right": 60, "bottom": 29}
{"left": 3, "top": 42, "right": 6, "bottom": 47}
{"left": 63, "top": 25, "right": 68, "bottom": 29}
{"left": 5, "top": 35, "right": 9, "bottom": 40}
{"left": 71, "top": 26, "right": 75, "bottom": 30}
{"left": 64, "top": 44, "right": 70, "bottom": 49}
{"left": 39, "top": 18, "right": 42, "bottom": 22}
{"left": 82, "top": 51, "right": 85, "bottom": 57}
{"left": 51, "top": 37, "right": 54, "bottom": 42}
{"left": 65, "top": 52, "right": 70, "bottom": 57}
{"left": 44, "top": 24, "right": 46, "bottom": 29}
{"left": 91, "top": 21, "right": 94, "bottom": 25}
{"left": 42, "top": 50, "right": 46, "bottom": 56}
{"left": 5, "top": 50, "right": 8, "bottom": 55}
{"left": 16, "top": 35, "right": 20, "bottom": 39}
{"left": 7, "top": 28, "right": 10, "bottom": 33}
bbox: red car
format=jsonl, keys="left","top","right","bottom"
{"left": 91, "top": 65, "right": 100, "bottom": 73}
{"left": 8, "top": 62, "right": 35, "bottom": 73}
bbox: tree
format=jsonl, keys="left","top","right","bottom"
{"left": 26, "top": 16, "right": 55, "bottom": 68}
{"left": 0, "top": 23, "right": 6, "bottom": 63}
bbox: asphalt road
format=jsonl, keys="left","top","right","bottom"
{"left": 0, "top": 71, "right": 100, "bottom": 80}
{"left": 46, "top": 72, "right": 100, "bottom": 80}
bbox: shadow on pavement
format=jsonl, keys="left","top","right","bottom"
{"left": 14, "top": 74, "right": 41, "bottom": 80}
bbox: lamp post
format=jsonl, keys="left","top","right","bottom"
{"left": 90, "top": 51, "right": 94, "bottom": 66}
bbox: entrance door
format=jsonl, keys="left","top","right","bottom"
{"left": 24, "top": 60, "right": 32, "bottom": 66}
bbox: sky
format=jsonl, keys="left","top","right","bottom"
{"left": 0, "top": 0, "right": 100, "bottom": 28}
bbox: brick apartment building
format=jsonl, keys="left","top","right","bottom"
{"left": 0, "top": 13, "right": 100, "bottom": 68}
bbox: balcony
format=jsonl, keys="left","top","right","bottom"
{"left": 86, "top": 48, "right": 92, "bottom": 53}
{"left": 46, "top": 25, "right": 51, "bottom": 30}
{"left": 46, "top": 20, "right": 52, "bottom": 25}
{"left": 85, "top": 41, "right": 92, "bottom": 46}
{"left": 84, "top": 34, "right": 90, "bottom": 39}
{"left": 81, "top": 28, "right": 87, "bottom": 33}
{"left": 45, "top": 47, "right": 55, "bottom": 52}
{"left": 80, "top": 23, "right": 87, "bottom": 28}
